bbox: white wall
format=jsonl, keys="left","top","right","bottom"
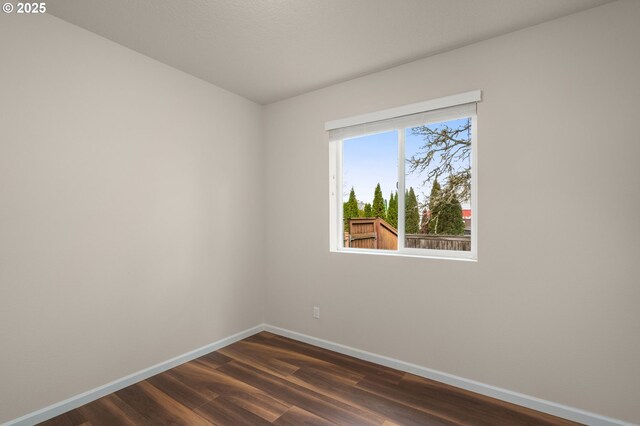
{"left": 264, "top": 0, "right": 640, "bottom": 423}
{"left": 0, "top": 14, "right": 264, "bottom": 423}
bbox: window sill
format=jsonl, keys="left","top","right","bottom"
{"left": 330, "top": 248, "right": 477, "bottom": 262}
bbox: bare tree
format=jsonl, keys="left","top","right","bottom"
{"left": 407, "top": 119, "right": 471, "bottom": 203}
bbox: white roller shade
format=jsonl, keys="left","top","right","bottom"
{"left": 326, "top": 90, "right": 480, "bottom": 141}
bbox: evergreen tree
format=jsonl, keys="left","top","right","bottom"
{"left": 342, "top": 202, "right": 349, "bottom": 231}
{"left": 343, "top": 187, "right": 359, "bottom": 232}
{"left": 427, "top": 179, "right": 442, "bottom": 234}
{"left": 405, "top": 187, "right": 420, "bottom": 233}
{"left": 371, "top": 183, "right": 386, "bottom": 219}
{"left": 363, "top": 203, "right": 372, "bottom": 217}
{"left": 386, "top": 192, "right": 398, "bottom": 229}
{"left": 438, "top": 192, "right": 465, "bottom": 235}
{"left": 404, "top": 189, "right": 410, "bottom": 230}
{"left": 427, "top": 179, "right": 465, "bottom": 235}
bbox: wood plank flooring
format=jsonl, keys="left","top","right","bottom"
{"left": 40, "top": 332, "right": 580, "bottom": 425}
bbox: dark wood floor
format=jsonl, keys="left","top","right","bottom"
{"left": 41, "top": 331, "right": 579, "bottom": 426}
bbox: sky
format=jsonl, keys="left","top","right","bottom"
{"left": 342, "top": 118, "right": 471, "bottom": 210}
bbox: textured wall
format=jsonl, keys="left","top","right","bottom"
{"left": 0, "top": 14, "right": 264, "bottom": 423}
{"left": 263, "top": 1, "right": 640, "bottom": 422}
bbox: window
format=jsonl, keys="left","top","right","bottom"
{"left": 327, "top": 91, "right": 480, "bottom": 260}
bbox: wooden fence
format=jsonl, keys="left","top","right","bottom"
{"left": 344, "top": 218, "right": 470, "bottom": 251}
{"left": 345, "top": 218, "right": 398, "bottom": 250}
{"left": 405, "top": 234, "right": 471, "bottom": 251}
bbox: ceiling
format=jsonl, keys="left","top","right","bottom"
{"left": 48, "top": 0, "right": 614, "bottom": 105}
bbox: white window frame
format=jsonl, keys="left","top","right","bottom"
{"left": 327, "top": 90, "right": 480, "bottom": 261}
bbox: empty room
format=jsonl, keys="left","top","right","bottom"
{"left": 1, "top": 0, "right": 639, "bottom": 425}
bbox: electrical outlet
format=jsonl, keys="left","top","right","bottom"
{"left": 313, "top": 306, "right": 320, "bottom": 319}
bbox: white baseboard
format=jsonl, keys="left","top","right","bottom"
{"left": 264, "top": 325, "right": 631, "bottom": 426}
{"left": 5, "top": 323, "right": 631, "bottom": 426}
{"left": 3, "top": 324, "right": 265, "bottom": 426}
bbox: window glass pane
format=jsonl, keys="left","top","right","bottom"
{"left": 405, "top": 118, "right": 472, "bottom": 251}
{"left": 342, "top": 130, "right": 398, "bottom": 250}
